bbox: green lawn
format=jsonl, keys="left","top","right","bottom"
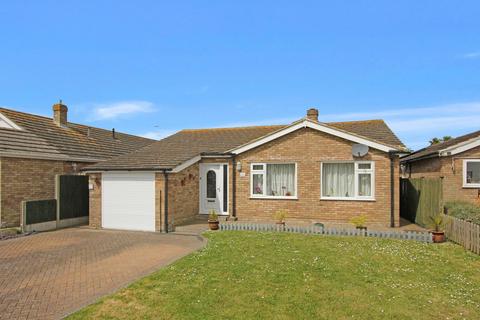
{"left": 69, "top": 232, "right": 480, "bottom": 320}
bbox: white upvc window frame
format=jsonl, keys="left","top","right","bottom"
{"left": 250, "top": 162, "right": 298, "bottom": 199}
{"left": 463, "top": 159, "right": 480, "bottom": 188}
{"left": 320, "top": 161, "right": 375, "bottom": 201}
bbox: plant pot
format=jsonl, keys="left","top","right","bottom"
{"left": 431, "top": 231, "right": 445, "bottom": 243}
{"left": 275, "top": 221, "right": 286, "bottom": 226}
{"left": 208, "top": 220, "right": 219, "bottom": 231}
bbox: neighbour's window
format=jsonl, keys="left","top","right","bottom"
{"left": 251, "top": 163, "right": 296, "bottom": 198}
{"left": 321, "top": 162, "right": 374, "bottom": 199}
{"left": 464, "top": 160, "right": 480, "bottom": 187}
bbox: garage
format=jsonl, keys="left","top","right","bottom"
{"left": 102, "top": 172, "right": 156, "bottom": 232}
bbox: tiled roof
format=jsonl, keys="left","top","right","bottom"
{"left": 0, "top": 107, "right": 155, "bottom": 162}
{"left": 85, "top": 119, "right": 406, "bottom": 171}
{"left": 401, "top": 130, "right": 480, "bottom": 162}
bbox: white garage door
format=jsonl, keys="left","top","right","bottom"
{"left": 102, "top": 172, "right": 155, "bottom": 232}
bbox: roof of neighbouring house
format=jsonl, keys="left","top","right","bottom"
{"left": 83, "top": 118, "right": 406, "bottom": 171}
{"left": 0, "top": 107, "right": 156, "bottom": 162}
{"left": 401, "top": 130, "right": 480, "bottom": 162}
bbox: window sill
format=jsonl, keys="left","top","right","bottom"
{"left": 250, "top": 196, "right": 298, "bottom": 200}
{"left": 320, "top": 197, "right": 376, "bottom": 202}
{"left": 462, "top": 184, "right": 480, "bottom": 189}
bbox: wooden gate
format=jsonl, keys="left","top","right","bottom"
{"left": 400, "top": 178, "right": 443, "bottom": 228}
{"left": 57, "top": 175, "right": 89, "bottom": 222}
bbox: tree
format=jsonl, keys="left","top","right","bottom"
{"left": 429, "top": 136, "right": 453, "bottom": 145}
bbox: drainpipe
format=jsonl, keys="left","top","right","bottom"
{"left": 232, "top": 155, "right": 237, "bottom": 219}
{"left": 389, "top": 151, "right": 399, "bottom": 228}
{"left": 163, "top": 170, "right": 169, "bottom": 233}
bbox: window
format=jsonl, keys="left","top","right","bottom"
{"left": 251, "top": 163, "right": 296, "bottom": 198}
{"left": 463, "top": 160, "right": 480, "bottom": 188}
{"left": 321, "top": 162, "right": 374, "bottom": 200}
{"left": 206, "top": 170, "right": 216, "bottom": 198}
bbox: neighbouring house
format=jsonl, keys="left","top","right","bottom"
{"left": 0, "top": 103, "right": 155, "bottom": 228}
{"left": 401, "top": 130, "right": 480, "bottom": 204}
{"left": 83, "top": 108, "right": 407, "bottom": 232}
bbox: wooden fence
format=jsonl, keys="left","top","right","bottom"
{"left": 443, "top": 214, "right": 480, "bottom": 255}
{"left": 400, "top": 178, "right": 443, "bottom": 228}
{"left": 219, "top": 223, "right": 433, "bottom": 243}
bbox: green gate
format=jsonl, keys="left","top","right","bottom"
{"left": 57, "top": 175, "right": 89, "bottom": 220}
{"left": 400, "top": 178, "right": 443, "bottom": 228}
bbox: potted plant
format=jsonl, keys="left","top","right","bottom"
{"left": 350, "top": 214, "right": 367, "bottom": 232}
{"left": 208, "top": 209, "right": 219, "bottom": 231}
{"left": 273, "top": 210, "right": 287, "bottom": 226}
{"left": 430, "top": 215, "right": 445, "bottom": 243}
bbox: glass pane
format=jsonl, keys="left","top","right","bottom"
{"left": 358, "top": 173, "right": 372, "bottom": 197}
{"left": 358, "top": 163, "right": 371, "bottom": 170}
{"left": 322, "top": 163, "right": 354, "bottom": 197}
{"left": 252, "top": 164, "right": 264, "bottom": 171}
{"left": 466, "top": 162, "right": 480, "bottom": 184}
{"left": 206, "top": 170, "right": 216, "bottom": 198}
{"left": 266, "top": 164, "right": 296, "bottom": 196}
{"left": 253, "top": 174, "right": 264, "bottom": 195}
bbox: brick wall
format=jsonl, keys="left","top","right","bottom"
{"left": 233, "top": 128, "right": 399, "bottom": 227}
{"left": 167, "top": 164, "right": 200, "bottom": 226}
{"left": 407, "top": 146, "right": 480, "bottom": 204}
{"left": 88, "top": 173, "right": 102, "bottom": 228}
{"left": 0, "top": 157, "right": 89, "bottom": 228}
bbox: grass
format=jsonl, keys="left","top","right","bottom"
{"left": 69, "top": 232, "right": 480, "bottom": 320}
{"left": 445, "top": 201, "right": 480, "bottom": 225}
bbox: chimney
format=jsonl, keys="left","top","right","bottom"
{"left": 53, "top": 100, "right": 68, "bottom": 127}
{"left": 306, "top": 108, "right": 319, "bottom": 122}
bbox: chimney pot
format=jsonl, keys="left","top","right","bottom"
{"left": 306, "top": 108, "right": 319, "bottom": 122}
{"left": 53, "top": 101, "right": 68, "bottom": 127}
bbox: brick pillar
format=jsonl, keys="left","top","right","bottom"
{"left": 88, "top": 173, "right": 102, "bottom": 228}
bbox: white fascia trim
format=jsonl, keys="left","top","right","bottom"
{"left": 171, "top": 155, "right": 202, "bottom": 173}
{"left": 230, "top": 120, "right": 397, "bottom": 154}
{"left": 440, "top": 138, "right": 480, "bottom": 156}
{"left": 0, "top": 112, "right": 23, "bottom": 130}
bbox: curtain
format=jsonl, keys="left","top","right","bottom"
{"left": 358, "top": 173, "right": 371, "bottom": 196}
{"left": 467, "top": 162, "right": 480, "bottom": 184}
{"left": 266, "top": 164, "right": 295, "bottom": 196}
{"left": 322, "top": 163, "right": 354, "bottom": 197}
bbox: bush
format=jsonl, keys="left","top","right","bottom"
{"left": 444, "top": 201, "right": 480, "bottom": 225}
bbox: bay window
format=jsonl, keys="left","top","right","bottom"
{"left": 251, "top": 163, "right": 297, "bottom": 198}
{"left": 463, "top": 159, "right": 480, "bottom": 188}
{"left": 321, "top": 161, "right": 374, "bottom": 200}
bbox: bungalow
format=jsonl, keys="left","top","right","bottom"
{"left": 401, "top": 130, "right": 480, "bottom": 204}
{"left": 0, "top": 103, "right": 155, "bottom": 228}
{"left": 84, "top": 108, "right": 407, "bottom": 232}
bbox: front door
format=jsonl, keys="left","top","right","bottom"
{"left": 199, "top": 163, "right": 228, "bottom": 215}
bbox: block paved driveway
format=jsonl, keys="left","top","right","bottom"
{"left": 0, "top": 227, "right": 205, "bottom": 320}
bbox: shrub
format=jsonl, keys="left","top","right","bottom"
{"left": 208, "top": 210, "right": 218, "bottom": 221}
{"left": 273, "top": 210, "right": 287, "bottom": 223}
{"left": 444, "top": 201, "right": 480, "bottom": 225}
{"left": 349, "top": 214, "right": 367, "bottom": 228}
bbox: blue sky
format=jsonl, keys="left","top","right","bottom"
{"left": 1, "top": 1, "right": 479, "bottom": 150}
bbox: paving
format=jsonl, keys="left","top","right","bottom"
{"left": 0, "top": 227, "right": 205, "bottom": 320}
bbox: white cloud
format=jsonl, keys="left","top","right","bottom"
{"left": 90, "top": 101, "right": 156, "bottom": 121}
{"left": 140, "top": 129, "right": 176, "bottom": 140}
{"left": 462, "top": 52, "right": 480, "bottom": 59}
